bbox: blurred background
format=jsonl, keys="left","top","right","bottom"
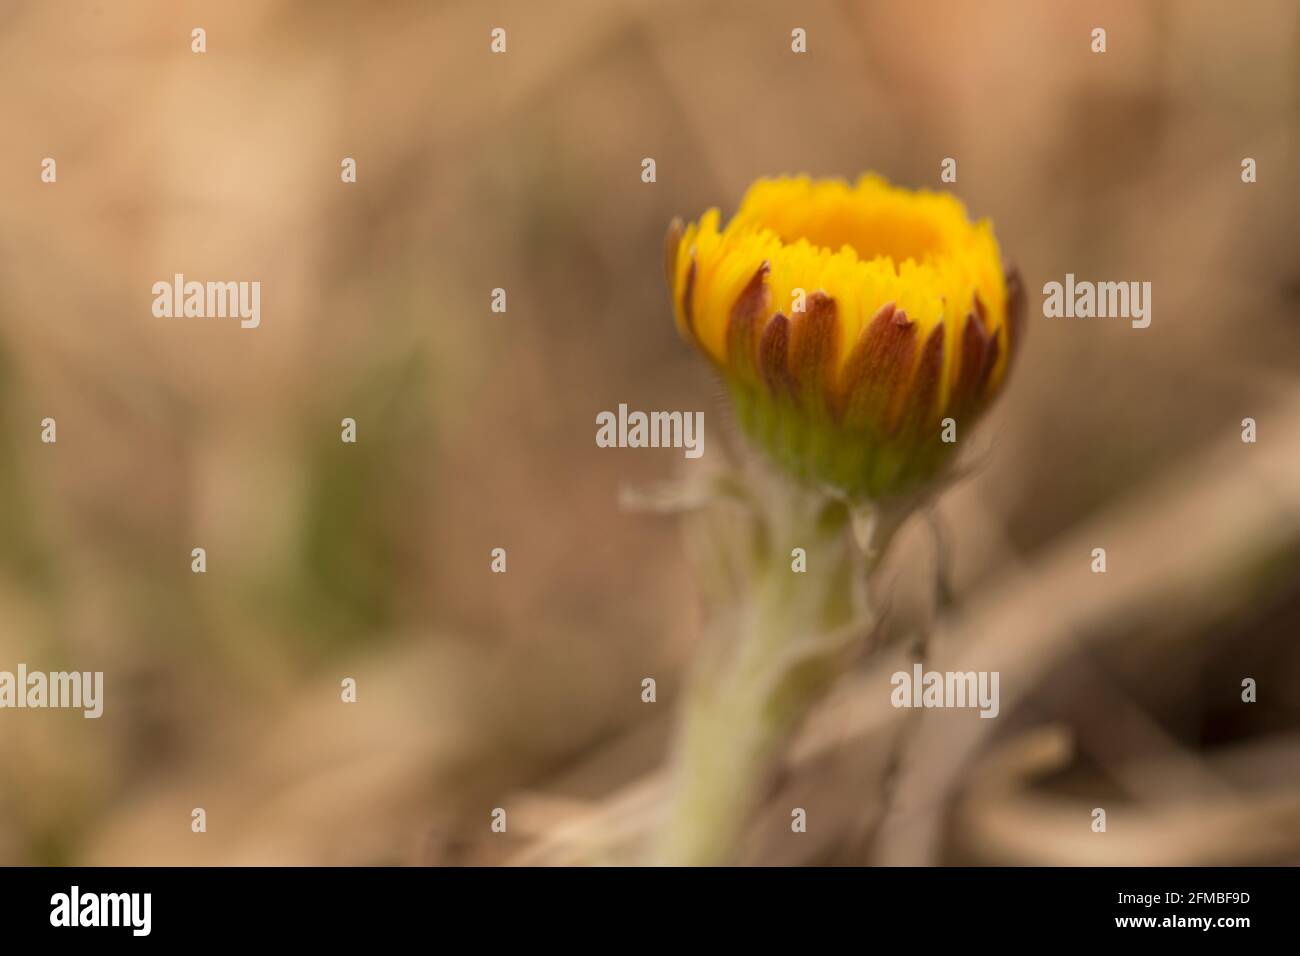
{"left": 0, "top": 0, "right": 1297, "bottom": 865}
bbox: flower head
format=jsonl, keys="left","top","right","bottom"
{"left": 667, "top": 174, "right": 1024, "bottom": 500}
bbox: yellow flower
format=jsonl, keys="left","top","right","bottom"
{"left": 667, "top": 174, "right": 1024, "bottom": 500}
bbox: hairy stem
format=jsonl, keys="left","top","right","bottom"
{"left": 654, "top": 474, "right": 895, "bottom": 865}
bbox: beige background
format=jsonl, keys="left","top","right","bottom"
{"left": 0, "top": 0, "right": 1297, "bottom": 864}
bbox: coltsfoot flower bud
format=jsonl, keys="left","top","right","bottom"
{"left": 668, "top": 174, "right": 1024, "bottom": 500}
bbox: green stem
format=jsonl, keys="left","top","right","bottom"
{"left": 655, "top": 475, "right": 891, "bottom": 866}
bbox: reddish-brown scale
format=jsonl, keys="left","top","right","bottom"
{"left": 1002, "top": 266, "right": 1026, "bottom": 371}
{"left": 837, "top": 303, "right": 917, "bottom": 430}
{"left": 726, "top": 262, "right": 771, "bottom": 381}
{"left": 680, "top": 257, "right": 697, "bottom": 343}
{"left": 788, "top": 292, "right": 839, "bottom": 408}
{"left": 759, "top": 312, "right": 793, "bottom": 397}
{"left": 950, "top": 305, "right": 994, "bottom": 417}
{"left": 978, "top": 332, "right": 1002, "bottom": 402}
{"left": 892, "top": 323, "right": 945, "bottom": 437}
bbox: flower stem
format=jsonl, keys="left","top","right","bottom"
{"left": 655, "top": 474, "right": 891, "bottom": 865}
